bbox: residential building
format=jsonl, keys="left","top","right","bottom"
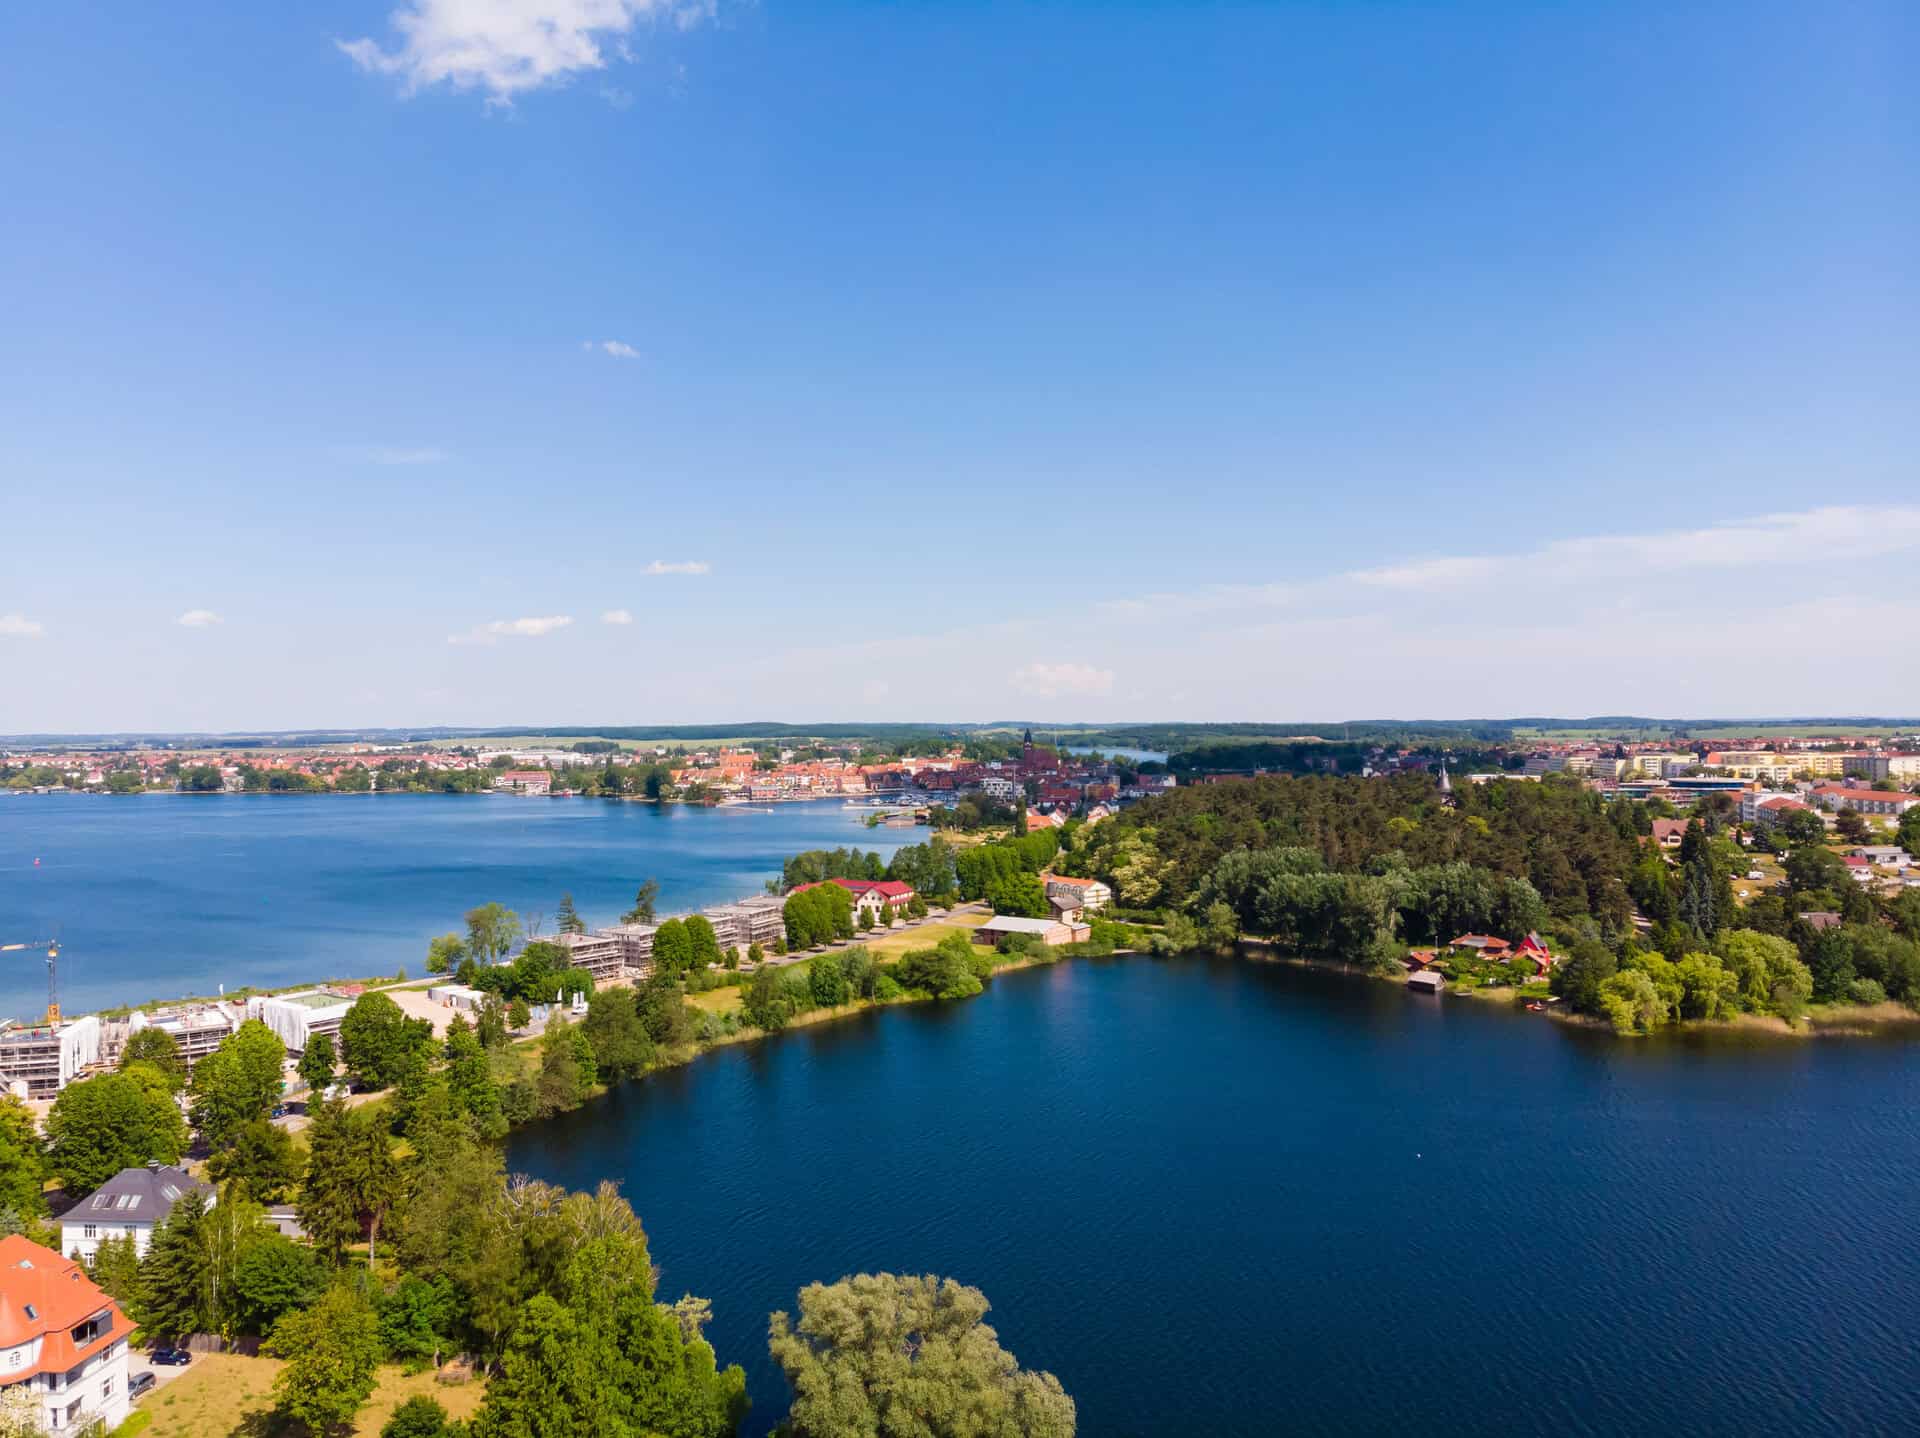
{"left": 126, "top": 1003, "right": 242, "bottom": 1069}
{"left": 830, "top": 879, "right": 915, "bottom": 921}
{"left": 1649, "top": 819, "right": 1690, "bottom": 849}
{"left": 59, "top": 1163, "right": 215, "bottom": 1265}
{"left": 1850, "top": 846, "right": 1912, "bottom": 870}
{"left": 1742, "top": 792, "right": 1812, "bottom": 828}
{"left": 548, "top": 931, "right": 627, "bottom": 984}
{"left": 252, "top": 989, "right": 352, "bottom": 1057}
{"left": 491, "top": 770, "right": 552, "bottom": 796}
{"left": 0, "top": 1017, "right": 101, "bottom": 1101}
{"left": 595, "top": 923, "right": 658, "bottom": 979}
{"left": 0, "top": 1234, "right": 134, "bottom": 1434}
{"left": 1041, "top": 874, "right": 1112, "bottom": 911}
{"left": 1807, "top": 786, "right": 1920, "bottom": 817}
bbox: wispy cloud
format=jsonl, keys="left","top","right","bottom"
{"left": 586, "top": 339, "right": 640, "bottom": 359}
{"left": 1010, "top": 662, "right": 1115, "bottom": 699}
{"left": 176, "top": 609, "right": 222, "bottom": 629}
{"left": 1344, "top": 505, "right": 1920, "bottom": 594}
{"left": 0, "top": 613, "right": 45, "bottom": 639}
{"left": 644, "top": 560, "right": 709, "bottom": 576}
{"left": 601, "top": 608, "right": 634, "bottom": 625}
{"left": 448, "top": 615, "right": 575, "bottom": 645}
{"left": 340, "top": 0, "right": 712, "bottom": 105}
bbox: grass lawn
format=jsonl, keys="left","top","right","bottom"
{"left": 861, "top": 913, "right": 986, "bottom": 960}
{"left": 137, "top": 1354, "right": 486, "bottom": 1437}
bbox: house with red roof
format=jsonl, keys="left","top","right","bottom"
{"left": 821, "top": 878, "right": 916, "bottom": 923}
{"left": 0, "top": 1234, "right": 135, "bottom": 1433}
{"left": 1446, "top": 934, "right": 1512, "bottom": 959}
{"left": 1808, "top": 786, "right": 1919, "bottom": 817}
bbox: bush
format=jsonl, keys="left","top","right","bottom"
{"left": 872, "top": 973, "right": 903, "bottom": 1001}
{"left": 1849, "top": 978, "right": 1889, "bottom": 1006}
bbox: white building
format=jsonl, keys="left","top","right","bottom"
{"left": 0, "top": 1236, "right": 133, "bottom": 1434}
{"left": 252, "top": 990, "right": 353, "bottom": 1056}
{"left": 0, "top": 1016, "right": 101, "bottom": 1100}
{"left": 60, "top": 1163, "right": 216, "bottom": 1265}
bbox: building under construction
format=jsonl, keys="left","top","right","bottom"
{"left": 0, "top": 1014, "right": 102, "bottom": 1100}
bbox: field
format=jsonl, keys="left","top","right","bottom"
{"left": 134, "top": 1354, "right": 485, "bottom": 1437}
{"left": 680, "top": 914, "right": 992, "bottom": 1017}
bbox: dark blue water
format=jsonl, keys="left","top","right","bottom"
{"left": 509, "top": 956, "right": 1920, "bottom": 1437}
{"left": 0, "top": 794, "right": 901, "bottom": 1017}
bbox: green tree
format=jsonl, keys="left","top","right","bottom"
{"left": 443, "top": 1016, "right": 502, "bottom": 1127}
{"left": 298, "top": 1099, "right": 398, "bottom": 1264}
{"left": 465, "top": 902, "right": 523, "bottom": 965}
{"left": 769, "top": 1273, "right": 1074, "bottom": 1438}
{"left": 685, "top": 915, "right": 723, "bottom": 969}
{"left": 535, "top": 1017, "right": 586, "bottom": 1118}
{"left": 90, "top": 1231, "right": 142, "bottom": 1312}
{"left": 267, "top": 1282, "right": 385, "bottom": 1434}
{"left": 508, "top": 997, "right": 531, "bottom": 1030}
{"left": 188, "top": 1019, "right": 287, "bottom": 1150}
{"left": 139, "top": 1190, "right": 212, "bottom": 1341}
{"left": 232, "top": 1229, "right": 326, "bottom": 1335}
{"left": 383, "top": 1395, "right": 456, "bottom": 1438}
{"left": 339, "top": 992, "right": 435, "bottom": 1091}
{"left": 623, "top": 879, "right": 661, "bottom": 925}
{"left": 1834, "top": 808, "right": 1870, "bottom": 844}
{"left": 1598, "top": 968, "right": 1668, "bottom": 1034}
{"left": 119, "top": 1026, "right": 188, "bottom": 1090}
{"left": 425, "top": 933, "right": 467, "bottom": 975}
{"left": 808, "top": 954, "right": 852, "bottom": 1009}
{"left": 583, "top": 988, "right": 654, "bottom": 1082}
{"left": 0, "top": 1095, "right": 47, "bottom": 1221}
{"left": 46, "top": 1071, "right": 187, "bottom": 1191}
{"left": 557, "top": 892, "right": 587, "bottom": 935}
{"left": 299, "top": 1031, "right": 338, "bottom": 1094}
{"left": 653, "top": 918, "right": 695, "bottom": 976}
{"left": 206, "top": 1118, "right": 303, "bottom": 1201}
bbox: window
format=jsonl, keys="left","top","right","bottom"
{"left": 22, "top": 1306, "right": 35, "bottom": 1321}
{"left": 82, "top": 1224, "right": 96, "bottom": 1240}
{"left": 101, "top": 1377, "right": 113, "bottom": 1400}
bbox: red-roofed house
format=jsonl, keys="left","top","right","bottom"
{"left": 1511, "top": 932, "right": 1557, "bottom": 978}
{"left": 0, "top": 1235, "right": 134, "bottom": 1433}
{"left": 1447, "top": 934, "right": 1512, "bottom": 959}
{"left": 829, "top": 878, "right": 916, "bottom": 922}
{"left": 1650, "top": 819, "right": 1690, "bottom": 849}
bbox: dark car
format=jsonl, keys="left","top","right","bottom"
{"left": 150, "top": 1348, "right": 192, "bottom": 1366}
{"left": 270, "top": 1106, "right": 287, "bottom": 1119}
{"left": 128, "top": 1372, "right": 157, "bottom": 1397}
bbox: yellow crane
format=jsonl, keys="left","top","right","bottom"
{"left": 1, "top": 938, "right": 61, "bottom": 1025}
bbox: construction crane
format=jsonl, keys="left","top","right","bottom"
{"left": 1, "top": 938, "right": 61, "bottom": 1026}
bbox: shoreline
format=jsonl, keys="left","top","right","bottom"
{"left": 1235, "top": 937, "right": 1920, "bottom": 1043}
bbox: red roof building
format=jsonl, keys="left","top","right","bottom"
{"left": 0, "top": 1235, "right": 135, "bottom": 1432}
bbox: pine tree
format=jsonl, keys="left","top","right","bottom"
{"left": 298, "top": 1099, "right": 362, "bottom": 1264}
{"left": 139, "top": 1191, "right": 211, "bottom": 1341}
{"left": 557, "top": 893, "right": 586, "bottom": 935}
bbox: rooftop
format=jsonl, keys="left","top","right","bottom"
{"left": 70, "top": 1163, "right": 211, "bottom": 1226}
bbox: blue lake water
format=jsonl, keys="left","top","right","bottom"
{"left": 0, "top": 793, "right": 904, "bottom": 1017}
{"left": 509, "top": 956, "right": 1920, "bottom": 1437}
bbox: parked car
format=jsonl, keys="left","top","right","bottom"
{"left": 128, "top": 1372, "right": 157, "bottom": 1398}
{"left": 270, "top": 1106, "right": 287, "bottom": 1119}
{"left": 150, "top": 1347, "right": 192, "bottom": 1366}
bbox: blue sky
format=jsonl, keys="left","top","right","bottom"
{"left": 2, "top": 1, "right": 1915, "bottom": 731}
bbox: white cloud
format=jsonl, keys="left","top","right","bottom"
{"left": 591, "top": 340, "right": 640, "bottom": 359}
{"left": 448, "top": 614, "right": 575, "bottom": 645}
{"left": 601, "top": 608, "right": 634, "bottom": 625}
{"left": 644, "top": 560, "right": 709, "bottom": 576}
{"left": 340, "top": 0, "right": 709, "bottom": 104}
{"left": 1010, "top": 662, "right": 1115, "bottom": 700}
{"left": 176, "top": 610, "right": 222, "bottom": 629}
{"left": 0, "top": 613, "right": 45, "bottom": 638}
{"left": 1347, "top": 555, "right": 1499, "bottom": 590}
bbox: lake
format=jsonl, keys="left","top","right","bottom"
{"left": 0, "top": 793, "right": 904, "bottom": 1017}
{"left": 509, "top": 955, "right": 1920, "bottom": 1437}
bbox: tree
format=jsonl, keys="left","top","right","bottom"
{"left": 299, "top": 1100, "right": 398, "bottom": 1264}
{"left": 809, "top": 954, "right": 852, "bottom": 1009}
{"left": 189, "top": 1019, "right": 287, "bottom": 1151}
{"left": 383, "top": 1396, "right": 456, "bottom": 1438}
{"left": 444, "top": 1017, "right": 502, "bottom": 1127}
{"left": 653, "top": 918, "right": 695, "bottom": 976}
{"left": 1598, "top": 969, "right": 1667, "bottom": 1035}
{"left": 299, "top": 1031, "right": 338, "bottom": 1094}
{"left": 535, "top": 1017, "right": 587, "bottom": 1118}
{"left": 90, "top": 1230, "right": 142, "bottom": 1311}
{"left": 742, "top": 967, "right": 795, "bottom": 1032}
{"left": 206, "top": 1118, "right": 303, "bottom": 1201}
{"left": 686, "top": 915, "right": 723, "bottom": 969}
{"left": 46, "top": 1070, "right": 187, "bottom": 1191}
{"left": 0, "top": 1095, "right": 47, "bottom": 1221}
{"left": 267, "top": 1282, "right": 385, "bottom": 1434}
{"left": 120, "top": 1027, "right": 187, "bottom": 1090}
{"left": 465, "top": 902, "right": 523, "bottom": 966}
{"left": 1777, "top": 807, "right": 1828, "bottom": 846}
{"left": 339, "top": 992, "right": 434, "bottom": 1091}
{"left": 769, "top": 1273, "right": 1075, "bottom": 1438}
{"left": 557, "top": 892, "right": 587, "bottom": 935}
{"left": 1785, "top": 845, "right": 1850, "bottom": 894}
{"left": 139, "top": 1190, "right": 212, "bottom": 1341}
{"left": 623, "top": 879, "right": 660, "bottom": 925}
{"left": 425, "top": 933, "right": 467, "bottom": 975}
{"left": 232, "top": 1229, "right": 326, "bottom": 1335}
{"left": 583, "top": 988, "right": 653, "bottom": 1082}
{"left": 1835, "top": 808, "right": 1870, "bottom": 844}
{"left": 508, "top": 997, "right": 531, "bottom": 1030}
{"left": 747, "top": 942, "right": 765, "bottom": 966}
